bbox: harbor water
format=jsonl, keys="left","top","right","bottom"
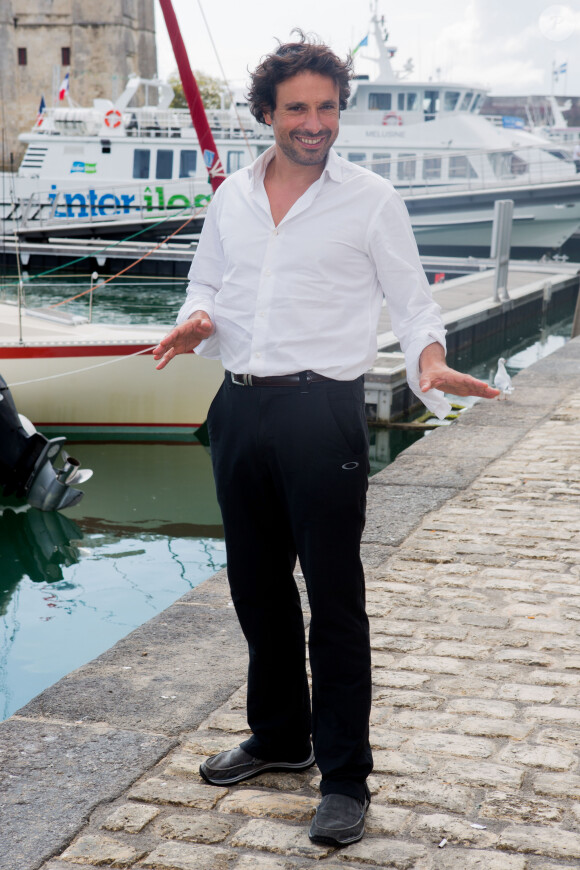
{"left": 0, "top": 272, "right": 577, "bottom": 720}
{"left": 0, "top": 440, "right": 225, "bottom": 721}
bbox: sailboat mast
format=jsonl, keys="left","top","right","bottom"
{"left": 158, "top": 0, "right": 226, "bottom": 191}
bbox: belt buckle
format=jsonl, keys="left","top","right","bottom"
{"left": 231, "top": 372, "right": 252, "bottom": 386}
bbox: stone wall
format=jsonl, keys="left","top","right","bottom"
{"left": 0, "top": 0, "right": 157, "bottom": 170}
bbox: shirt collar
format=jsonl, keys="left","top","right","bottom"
{"left": 248, "top": 145, "right": 343, "bottom": 191}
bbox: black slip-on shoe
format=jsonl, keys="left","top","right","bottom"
{"left": 309, "top": 793, "right": 369, "bottom": 846}
{"left": 199, "top": 745, "right": 316, "bottom": 786}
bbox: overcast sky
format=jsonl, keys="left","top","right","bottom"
{"left": 154, "top": 1, "right": 580, "bottom": 99}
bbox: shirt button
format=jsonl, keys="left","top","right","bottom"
{"left": 264, "top": 269, "right": 271, "bottom": 277}
{"left": 272, "top": 229, "right": 278, "bottom": 236}
{"left": 255, "top": 352, "right": 261, "bottom": 358}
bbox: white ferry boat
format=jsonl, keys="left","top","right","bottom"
{"left": 4, "top": 9, "right": 580, "bottom": 252}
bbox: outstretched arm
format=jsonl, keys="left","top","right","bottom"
{"left": 419, "top": 342, "right": 500, "bottom": 399}
{"left": 153, "top": 310, "right": 215, "bottom": 370}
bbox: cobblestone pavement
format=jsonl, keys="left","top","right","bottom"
{"left": 39, "top": 387, "right": 580, "bottom": 870}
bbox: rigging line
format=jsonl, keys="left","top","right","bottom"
{"left": 30, "top": 275, "right": 186, "bottom": 284}
{"left": 7, "top": 345, "right": 158, "bottom": 387}
{"left": 2, "top": 201, "right": 201, "bottom": 288}
{"left": 196, "top": 0, "right": 254, "bottom": 159}
{"left": 47, "top": 206, "right": 204, "bottom": 308}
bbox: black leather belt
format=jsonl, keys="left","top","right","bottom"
{"left": 229, "top": 370, "right": 332, "bottom": 387}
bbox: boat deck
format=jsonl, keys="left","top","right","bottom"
{"left": 0, "top": 301, "right": 168, "bottom": 346}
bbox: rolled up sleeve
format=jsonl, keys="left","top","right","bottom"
{"left": 368, "top": 189, "right": 451, "bottom": 419}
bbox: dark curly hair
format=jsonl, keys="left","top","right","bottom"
{"left": 247, "top": 30, "right": 353, "bottom": 125}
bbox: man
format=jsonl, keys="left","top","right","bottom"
{"left": 154, "top": 34, "right": 499, "bottom": 847}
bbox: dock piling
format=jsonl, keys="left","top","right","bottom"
{"left": 490, "top": 198, "right": 514, "bottom": 303}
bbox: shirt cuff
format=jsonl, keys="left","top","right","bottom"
{"left": 176, "top": 297, "right": 215, "bottom": 325}
{"left": 404, "top": 330, "right": 452, "bottom": 421}
{"left": 194, "top": 334, "right": 221, "bottom": 360}
{"left": 175, "top": 298, "right": 220, "bottom": 359}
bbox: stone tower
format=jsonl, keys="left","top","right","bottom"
{"left": 0, "top": 0, "right": 158, "bottom": 170}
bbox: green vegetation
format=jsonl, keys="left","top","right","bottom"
{"left": 169, "top": 70, "right": 229, "bottom": 110}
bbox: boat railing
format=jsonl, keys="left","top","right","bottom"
{"left": 39, "top": 105, "right": 270, "bottom": 141}
{"left": 533, "top": 126, "right": 580, "bottom": 145}
{"left": 122, "top": 106, "right": 267, "bottom": 140}
{"left": 11, "top": 177, "right": 214, "bottom": 230}
{"left": 479, "top": 115, "right": 580, "bottom": 145}
{"left": 351, "top": 143, "right": 579, "bottom": 199}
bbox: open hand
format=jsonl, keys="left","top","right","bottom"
{"left": 419, "top": 363, "right": 500, "bottom": 399}
{"left": 153, "top": 310, "right": 214, "bottom": 370}
{"left": 418, "top": 342, "right": 500, "bottom": 399}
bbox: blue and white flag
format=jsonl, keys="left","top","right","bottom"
{"left": 352, "top": 35, "right": 368, "bottom": 55}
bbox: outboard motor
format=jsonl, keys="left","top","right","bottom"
{"left": 0, "top": 374, "right": 92, "bottom": 511}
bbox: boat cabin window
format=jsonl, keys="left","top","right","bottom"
{"left": 179, "top": 150, "right": 197, "bottom": 177}
{"left": 398, "top": 93, "right": 405, "bottom": 111}
{"left": 156, "top": 150, "right": 173, "bottom": 179}
{"left": 133, "top": 149, "right": 150, "bottom": 179}
{"left": 372, "top": 153, "right": 390, "bottom": 178}
{"left": 544, "top": 148, "right": 571, "bottom": 161}
{"left": 444, "top": 91, "right": 460, "bottom": 111}
{"left": 423, "top": 157, "right": 442, "bottom": 180}
{"left": 460, "top": 91, "right": 474, "bottom": 111}
{"left": 423, "top": 90, "right": 440, "bottom": 120}
{"left": 471, "top": 94, "right": 483, "bottom": 112}
{"left": 489, "top": 151, "right": 528, "bottom": 176}
{"left": 406, "top": 93, "right": 418, "bottom": 111}
{"left": 510, "top": 154, "right": 528, "bottom": 175}
{"left": 397, "top": 153, "right": 416, "bottom": 181}
{"left": 369, "top": 93, "right": 392, "bottom": 111}
{"left": 227, "top": 151, "right": 244, "bottom": 173}
{"left": 348, "top": 152, "right": 366, "bottom": 166}
{"left": 449, "top": 155, "right": 478, "bottom": 179}
{"left": 488, "top": 152, "right": 509, "bottom": 175}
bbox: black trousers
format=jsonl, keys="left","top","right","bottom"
{"left": 207, "top": 373, "right": 373, "bottom": 802}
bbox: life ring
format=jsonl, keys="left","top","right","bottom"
{"left": 382, "top": 112, "right": 403, "bottom": 126}
{"left": 104, "top": 109, "right": 123, "bottom": 129}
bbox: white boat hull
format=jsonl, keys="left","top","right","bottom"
{"left": 411, "top": 210, "right": 580, "bottom": 250}
{"left": 0, "top": 304, "right": 224, "bottom": 440}
{"left": 405, "top": 179, "right": 580, "bottom": 251}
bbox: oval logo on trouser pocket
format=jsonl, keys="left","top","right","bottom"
{"left": 342, "top": 462, "right": 360, "bottom": 470}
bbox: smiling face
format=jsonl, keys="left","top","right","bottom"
{"left": 263, "top": 71, "right": 340, "bottom": 168}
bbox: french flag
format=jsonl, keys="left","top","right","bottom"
{"left": 58, "top": 73, "right": 69, "bottom": 101}
{"left": 36, "top": 95, "right": 46, "bottom": 125}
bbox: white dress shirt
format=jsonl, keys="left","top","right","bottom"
{"left": 178, "top": 146, "right": 451, "bottom": 418}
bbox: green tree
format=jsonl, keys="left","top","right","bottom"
{"left": 168, "top": 71, "right": 229, "bottom": 110}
